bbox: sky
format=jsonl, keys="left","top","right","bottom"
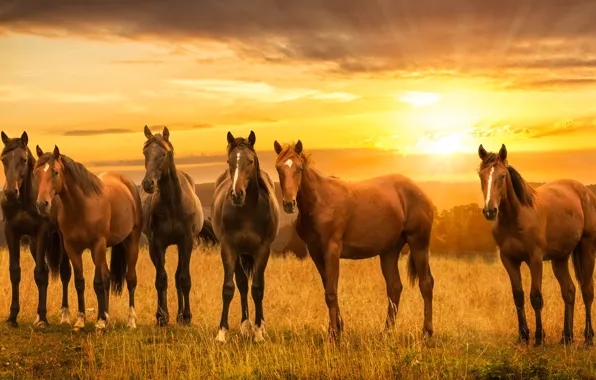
{"left": 2, "top": 0, "right": 596, "bottom": 185}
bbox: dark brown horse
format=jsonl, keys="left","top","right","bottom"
{"left": 273, "top": 140, "right": 435, "bottom": 341}
{"left": 1, "top": 131, "right": 71, "bottom": 328}
{"left": 34, "top": 145, "right": 143, "bottom": 331}
{"left": 478, "top": 144, "right": 596, "bottom": 346}
{"left": 212, "top": 131, "right": 279, "bottom": 343}
{"left": 140, "top": 125, "right": 217, "bottom": 326}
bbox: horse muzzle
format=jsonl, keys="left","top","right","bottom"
{"left": 36, "top": 200, "right": 50, "bottom": 216}
{"left": 482, "top": 206, "right": 498, "bottom": 221}
{"left": 229, "top": 188, "right": 245, "bottom": 206}
{"left": 282, "top": 199, "right": 297, "bottom": 214}
{"left": 142, "top": 178, "right": 156, "bottom": 193}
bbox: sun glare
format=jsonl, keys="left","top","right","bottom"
{"left": 397, "top": 91, "right": 441, "bottom": 108}
{"left": 413, "top": 132, "right": 466, "bottom": 155}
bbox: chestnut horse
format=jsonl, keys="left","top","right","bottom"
{"left": 212, "top": 131, "right": 279, "bottom": 343}
{"left": 141, "top": 125, "right": 217, "bottom": 326}
{"left": 1, "top": 131, "right": 71, "bottom": 328}
{"left": 34, "top": 145, "right": 143, "bottom": 331}
{"left": 273, "top": 140, "right": 434, "bottom": 340}
{"left": 478, "top": 144, "right": 596, "bottom": 346}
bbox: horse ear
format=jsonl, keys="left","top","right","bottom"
{"left": 20, "top": 131, "right": 28, "bottom": 146}
{"left": 499, "top": 144, "right": 507, "bottom": 161}
{"left": 144, "top": 125, "right": 153, "bottom": 139}
{"left": 227, "top": 131, "right": 235, "bottom": 145}
{"left": 273, "top": 140, "right": 282, "bottom": 155}
{"left": 1, "top": 131, "right": 9, "bottom": 145}
{"left": 36, "top": 145, "right": 44, "bottom": 158}
{"left": 53, "top": 145, "right": 60, "bottom": 159}
{"left": 294, "top": 140, "right": 303, "bottom": 155}
{"left": 478, "top": 144, "right": 488, "bottom": 160}
{"left": 162, "top": 126, "right": 170, "bottom": 141}
{"left": 248, "top": 130, "right": 256, "bottom": 146}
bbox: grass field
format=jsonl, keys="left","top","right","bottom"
{"left": 1, "top": 246, "right": 596, "bottom": 379}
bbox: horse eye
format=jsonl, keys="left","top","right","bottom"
{"left": 296, "top": 167, "right": 303, "bottom": 173}
{"left": 21, "top": 157, "right": 27, "bottom": 164}
{"left": 52, "top": 170, "right": 59, "bottom": 177}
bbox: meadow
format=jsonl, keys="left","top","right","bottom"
{"left": 1, "top": 246, "right": 596, "bottom": 379}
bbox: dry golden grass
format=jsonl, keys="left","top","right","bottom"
{"left": 1, "top": 247, "right": 596, "bottom": 379}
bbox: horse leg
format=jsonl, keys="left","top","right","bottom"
{"left": 5, "top": 226, "right": 21, "bottom": 327}
{"left": 323, "top": 240, "right": 342, "bottom": 342}
{"left": 408, "top": 234, "right": 434, "bottom": 337}
{"left": 252, "top": 244, "right": 271, "bottom": 342}
{"left": 528, "top": 253, "right": 545, "bottom": 346}
{"left": 551, "top": 259, "right": 575, "bottom": 344}
{"left": 578, "top": 240, "right": 596, "bottom": 346}
{"left": 216, "top": 240, "right": 237, "bottom": 343}
{"left": 176, "top": 235, "right": 193, "bottom": 325}
{"left": 380, "top": 250, "right": 403, "bottom": 331}
{"left": 500, "top": 254, "right": 530, "bottom": 343}
{"left": 235, "top": 260, "right": 251, "bottom": 337}
{"left": 149, "top": 239, "right": 169, "bottom": 326}
{"left": 32, "top": 232, "right": 50, "bottom": 328}
{"left": 309, "top": 247, "right": 344, "bottom": 333}
{"left": 91, "top": 239, "right": 110, "bottom": 331}
{"left": 66, "top": 242, "right": 87, "bottom": 332}
{"left": 59, "top": 242, "right": 72, "bottom": 325}
{"left": 124, "top": 235, "right": 139, "bottom": 329}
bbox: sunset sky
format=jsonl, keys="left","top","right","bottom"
{"left": 2, "top": 0, "right": 596, "bottom": 185}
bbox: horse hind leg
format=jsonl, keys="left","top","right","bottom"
{"left": 251, "top": 245, "right": 271, "bottom": 343}
{"left": 551, "top": 258, "right": 576, "bottom": 344}
{"left": 575, "top": 238, "right": 596, "bottom": 345}
{"left": 176, "top": 234, "right": 194, "bottom": 325}
{"left": 5, "top": 227, "right": 21, "bottom": 327}
{"left": 235, "top": 258, "right": 251, "bottom": 337}
{"left": 406, "top": 232, "right": 434, "bottom": 337}
{"left": 59, "top": 249, "right": 72, "bottom": 325}
{"left": 118, "top": 234, "right": 140, "bottom": 329}
{"left": 380, "top": 239, "right": 405, "bottom": 332}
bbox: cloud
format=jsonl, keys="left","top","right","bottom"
{"left": 111, "top": 59, "right": 164, "bottom": 65}
{"left": 0, "top": 85, "right": 127, "bottom": 103}
{"left": 63, "top": 128, "right": 135, "bottom": 136}
{"left": 3, "top": 0, "right": 596, "bottom": 82}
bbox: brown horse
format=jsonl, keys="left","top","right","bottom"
{"left": 273, "top": 140, "right": 435, "bottom": 340}
{"left": 34, "top": 145, "right": 143, "bottom": 331}
{"left": 1, "top": 131, "right": 71, "bottom": 328}
{"left": 478, "top": 144, "right": 596, "bottom": 346}
{"left": 141, "top": 125, "right": 217, "bottom": 326}
{"left": 212, "top": 131, "right": 279, "bottom": 343}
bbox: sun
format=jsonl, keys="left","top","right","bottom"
{"left": 397, "top": 91, "right": 441, "bottom": 108}
{"left": 413, "top": 131, "right": 465, "bottom": 155}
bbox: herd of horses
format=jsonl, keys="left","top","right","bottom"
{"left": 1, "top": 127, "right": 595, "bottom": 347}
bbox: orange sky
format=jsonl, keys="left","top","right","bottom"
{"left": 2, "top": 1, "right": 596, "bottom": 185}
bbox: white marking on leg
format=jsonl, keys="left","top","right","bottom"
{"left": 127, "top": 306, "right": 137, "bottom": 329}
{"left": 485, "top": 166, "right": 495, "bottom": 206}
{"left": 60, "top": 307, "right": 70, "bottom": 325}
{"left": 254, "top": 322, "right": 266, "bottom": 342}
{"left": 215, "top": 327, "right": 227, "bottom": 343}
{"left": 240, "top": 320, "right": 252, "bottom": 338}
{"left": 33, "top": 314, "right": 41, "bottom": 327}
{"left": 285, "top": 159, "right": 293, "bottom": 168}
{"left": 43, "top": 163, "right": 50, "bottom": 172}
{"left": 73, "top": 312, "right": 85, "bottom": 331}
{"left": 232, "top": 152, "right": 241, "bottom": 194}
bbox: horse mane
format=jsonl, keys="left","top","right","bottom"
{"left": 227, "top": 137, "right": 271, "bottom": 194}
{"left": 1, "top": 138, "right": 35, "bottom": 171}
{"left": 479, "top": 152, "right": 536, "bottom": 207}
{"left": 36, "top": 153, "right": 103, "bottom": 196}
{"left": 274, "top": 142, "right": 313, "bottom": 165}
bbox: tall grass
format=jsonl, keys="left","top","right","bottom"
{"left": 1, "top": 247, "right": 596, "bottom": 379}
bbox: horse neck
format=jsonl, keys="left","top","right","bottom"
{"left": 497, "top": 175, "right": 522, "bottom": 224}
{"left": 245, "top": 166, "right": 261, "bottom": 205}
{"left": 59, "top": 171, "right": 91, "bottom": 215}
{"left": 157, "top": 155, "right": 181, "bottom": 202}
{"left": 296, "top": 164, "right": 326, "bottom": 214}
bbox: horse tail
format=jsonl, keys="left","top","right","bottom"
{"left": 46, "top": 230, "right": 62, "bottom": 280}
{"left": 239, "top": 254, "right": 254, "bottom": 280}
{"left": 110, "top": 240, "right": 127, "bottom": 295}
{"left": 198, "top": 217, "right": 218, "bottom": 246}
{"left": 572, "top": 243, "right": 584, "bottom": 286}
{"left": 398, "top": 237, "right": 418, "bottom": 287}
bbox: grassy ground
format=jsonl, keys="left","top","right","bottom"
{"left": 1, "top": 246, "right": 596, "bottom": 379}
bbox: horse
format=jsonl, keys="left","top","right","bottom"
{"left": 34, "top": 145, "right": 143, "bottom": 331}
{"left": 1, "top": 131, "right": 71, "bottom": 328}
{"left": 478, "top": 144, "right": 596, "bottom": 346}
{"left": 212, "top": 131, "right": 279, "bottom": 343}
{"left": 140, "top": 125, "right": 217, "bottom": 326}
{"left": 273, "top": 140, "right": 435, "bottom": 341}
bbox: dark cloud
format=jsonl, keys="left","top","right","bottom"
{"left": 2, "top": 0, "right": 596, "bottom": 79}
{"left": 63, "top": 128, "right": 135, "bottom": 136}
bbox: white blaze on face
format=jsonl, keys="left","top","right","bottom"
{"left": 485, "top": 166, "right": 495, "bottom": 206}
{"left": 285, "top": 159, "right": 293, "bottom": 168}
{"left": 232, "top": 152, "right": 241, "bottom": 194}
{"left": 43, "top": 163, "right": 50, "bottom": 172}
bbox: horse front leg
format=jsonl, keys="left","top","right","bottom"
{"left": 500, "top": 254, "right": 530, "bottom": 344}
{"left": 59, "top": 242, "right": 72, "bottom": 325}
{"left": 5, "top": 225, "right": 21, "bottom": 327}
{"left": 176, "top": 234, "right": 194, "bottom": 325}
{"left": 32, "top": 230, "right": 50, "bottom": 328}
{"left": 91, "top": 239, "right": 109, "bottom": 331}
{"left": 149, "top": 239, "right": 169, "bottom": 326}
{"left": 528, "top": 253, "right": 545, "bottom": 346}
{"left": 64, "top": 240, "right": 86, "bottom": 332}
{"left": 216, "top": 239, "right": 238, "bottom": 343}
{"left": 251, "top": 243, "right": 271, "bottom": 342}
{"left": 324, "top": 240, "right": 342, "bottom": 342}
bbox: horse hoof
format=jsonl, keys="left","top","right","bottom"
{"left": 60, "top": 308, "right": 71, "bottom": 325}
{"left": 560, "top": 336, "right": 573, "bottom": 345}
{"left": 254, "top": 325, "right": 266, "bottom": 343}
{"left": 177, "top": 315, "right": 191, "bottom": 326}
{"left": 73, "top": 326, "right": 85, "bottom": 332}
{"left": 240, "top": 320, "right": 252, "bottom": 338}
{"left": 533, "top": 341, "right": 544, "bottom": 347}
{"left": 5, "top": 320, "right": 18, "bottom": 328}
{"left": 215, "top": 328, "right": 227, "bottom": 343}
{"left": 95, "top": 319, "right": 107, "bottom": 332}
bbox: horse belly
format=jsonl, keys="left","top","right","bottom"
{"left": 105, "top": 179, "right": 137, "bottom": 246}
